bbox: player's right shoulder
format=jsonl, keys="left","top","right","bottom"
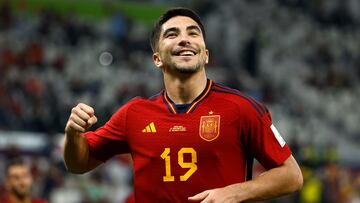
{"left": 119, "top": 96, "right": 145, "bottom": 111}
{"left": 126, "top": 96, "right": 145, "bottom": 105}
{"left": 109, "top": 97, "right": 145, "bottom": 121}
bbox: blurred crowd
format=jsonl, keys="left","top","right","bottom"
{"left": 1, "top": 0, "right": 360, "bottom": 202}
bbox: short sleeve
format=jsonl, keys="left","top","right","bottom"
{"left": 245, "top": 109, "right": 291, "bottom": 169}
{"left": 84, "top": 103, "right": 131, "bottom": 162}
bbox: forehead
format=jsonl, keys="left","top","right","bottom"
{"left": 8, "top": 165, "right": 30, "bottom": 175}
{"left": 161, "top": 16, "right": 200, "bottom": 32}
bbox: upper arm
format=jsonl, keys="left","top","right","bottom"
{"left": 243, "top": 108, "right": 292, "bottom": 169}
{"left": 84, "top": 102, "right": 133, "bottom": 162}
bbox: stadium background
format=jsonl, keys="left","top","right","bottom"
{"left": 1, "top": 0, "right": 360, "bottom": 202}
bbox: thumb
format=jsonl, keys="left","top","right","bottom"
{"left": 87, "top": 115, "right": 98, "bottom": 126}
{"left": 188, "top": 190, "right": 210, "bottom": 202}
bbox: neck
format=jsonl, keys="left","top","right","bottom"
{"left": 8, "top": 193, "right": 31, "bottom": 203}
{"left": 163, "top": 69, "right": 207, "bottom": 104}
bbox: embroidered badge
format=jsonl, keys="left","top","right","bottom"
{"left": 199, "top": 115, "right": 220, "bottom": 141}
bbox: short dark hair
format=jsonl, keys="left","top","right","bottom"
{"left": 150, "top": 7, "right": 206, "bottom": 52}
{"left": 5, "top": 158, "right": 27, "bottom": 176}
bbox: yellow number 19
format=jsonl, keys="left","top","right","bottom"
{"left": 160, "top": 147, "right": 197, "bottom": 182}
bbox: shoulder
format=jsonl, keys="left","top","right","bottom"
{"left": 125, "top": 90, "right": 164, "bottom": 108}
{"left": 211, "top": 82, "right": 268, "bottom": 118}
{"left": 0, "top": 192, "right": 9, "bottom": 203}
{"left": 124, "top": 96, "right": 146, "bottom": 108}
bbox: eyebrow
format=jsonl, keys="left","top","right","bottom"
{"left": 162, "top": 25, "right": 202, "bottom": 37}
{"left": 163, "top": 27, "right": 179, "bottom": 37}
{"left": 186, "top": 25, "right": 201, "bottom": 33}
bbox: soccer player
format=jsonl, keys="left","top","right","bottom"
{"left": 63, "top": 7, "right": 303, "bottom": 202}
{"left": 1, "top": 158, "right": 47, "bottom": 203}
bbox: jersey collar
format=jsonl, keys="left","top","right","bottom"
{"left": 163, "top": 79, "right": 213, "bottom": 114}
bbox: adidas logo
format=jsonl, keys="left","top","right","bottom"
{"left": 142, "top": 122, "right": 157, "bottom": 133}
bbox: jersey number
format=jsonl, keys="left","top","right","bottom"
{"left": 160, "top": 147, "right": 197, "bottom": 182}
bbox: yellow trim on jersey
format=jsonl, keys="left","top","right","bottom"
{"left": 164, "top": 93, "right": 177, "bottom": 114}
{"left": 186, "top": 80, "right": 213, "bottom": 114}
{"left": 164, "top": 80, "right": 213, "bottom": 114}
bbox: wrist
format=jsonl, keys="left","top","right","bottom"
{"left": 65, "top": 129, "right": 84, "bottom": 142}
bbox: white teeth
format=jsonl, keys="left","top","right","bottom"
{"left": 178, "top": 51, "right": 195, "bottom": 56}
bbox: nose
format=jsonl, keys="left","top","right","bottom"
{"left": 178, "top": 33, "right": 191, "bottom": 46}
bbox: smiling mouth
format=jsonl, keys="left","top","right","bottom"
{"left": 173, "top": 50, "right": 197, "bottom": 56}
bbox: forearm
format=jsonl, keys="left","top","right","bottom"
{"left": 229, "top": 156, "right": 303, "bottom": 202}
{"left": 63, "top": 103, "right": 102, "bottom": 174}
{"left": 63, "top": 132, "right": 91, "bottom": 174}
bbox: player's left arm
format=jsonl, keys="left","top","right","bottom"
{"left": 188, "top": 155, "right": 303, "bottom": 203}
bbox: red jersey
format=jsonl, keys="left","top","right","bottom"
{"left": 1, "top": 200, "right": 46, "bottom": 203}
{"left": 85, "top": 79, "right": 291, "bottom": 202}
{"left": 0, "top": 194, "right": 47, "bottom": 203}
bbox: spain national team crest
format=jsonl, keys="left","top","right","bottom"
{"left": 199, "top": 114, "right": 220, "bottom": 141}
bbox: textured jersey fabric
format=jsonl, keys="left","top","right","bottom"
{"left": 85, "top": 79, "right": 291, "bottom": 203}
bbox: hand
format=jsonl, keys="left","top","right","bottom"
{"left": 188, "top": 187, "right": 239, "bottom": 203}
{"left": 65, "top": 103, "right": 97, "bottom": 134}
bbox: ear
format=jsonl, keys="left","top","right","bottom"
{"left": 205, "top": 49, "right": 209, "bottom": 64}
{"left": 152, "top": 52, "right": 163, "bottom": 68}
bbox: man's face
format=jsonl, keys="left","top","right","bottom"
{"left": 153, "top": 16, "right": 209, "bottom": 74}
{"left": 5, "top": 165, "right": 33, "bottom": 199}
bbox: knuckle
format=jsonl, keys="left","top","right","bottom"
{"left": 69, "top": 114, "right": 76, "bottom": 121}
{"left": 68, "top": 121, "right": 77, "bottom": 128}
{"left": 79, "top": 103, "right": 88, "bottom": 109}
{"left": 71, "top": 107, "right": 79, "bottom": 114}
{"left": 87, "top": 106, "right": 94, "bottom": 114}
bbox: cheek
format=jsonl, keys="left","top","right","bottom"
{"left": 159, "top": 50, "right": 172, "bottom": 61}
{"left": 160, "top": 40, "right": 176, "bottom": 52}
{"left": 18, "top": 175, "right": 32, "bottom": 186}
{"left": 25, "top": 176, "right": 32, "bottom": 185}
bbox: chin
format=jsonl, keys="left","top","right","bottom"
{"left": 173, "top": 65, "right": 201, "bottom": 74}
{"left": 165, "top": 59, "right": 205, "bottom": 74}
{"left": 177, "top": 68, "right": 198, "bottom": 74}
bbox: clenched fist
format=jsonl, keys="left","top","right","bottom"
{"left": 65, "top": 103, "right": 98, "bottom": 135}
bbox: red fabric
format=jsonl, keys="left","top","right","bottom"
{"left": 31, "top": 200, "right": 47, "bottom": 203}
{"left": 85, "top": 80, "right": 291, "bottom": 203}
{"left": 124, "top": 192, "right": 135, "bottom": 203}
{"left": 0, "top": 193, "right": 47, "bottom": 203}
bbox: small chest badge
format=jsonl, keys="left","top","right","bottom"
{"left": 199, "top": 112, "right": 220, "bottom": 141}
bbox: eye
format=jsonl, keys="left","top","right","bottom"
{"left": 166, "top": 32, "right": 177, "bottom": 38}
{"left": 189, "top": 31, "right": 199, "bottom": 37}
